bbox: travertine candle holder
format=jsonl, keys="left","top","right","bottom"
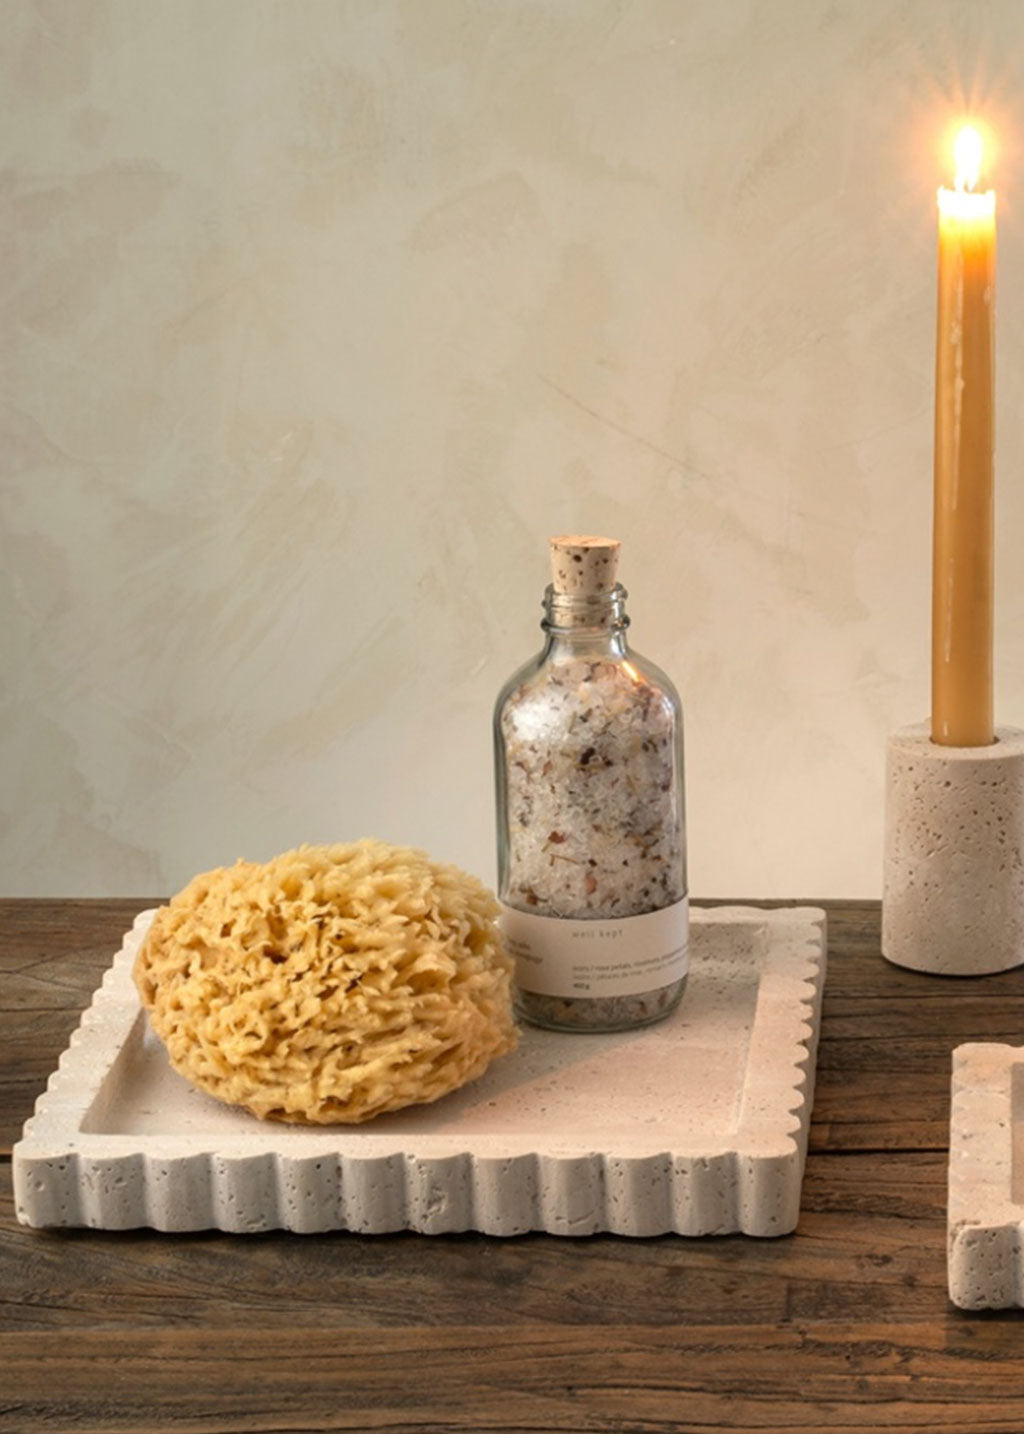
{"left": 882, "top": 722, "right": 1024, "bottom": 974}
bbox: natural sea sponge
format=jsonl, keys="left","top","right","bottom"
{"left": 134, "top": 840, "right": 519, "bottom": 1124}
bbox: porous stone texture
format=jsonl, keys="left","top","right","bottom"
{"left": 882, "top": 723, "right": 1024, "bottom": 975}
{"left": 948, "top": 1042, "right": 1024, "bottom": 1309}
{"left": 14, "top": 906, "right": 826, "bottom": 1237}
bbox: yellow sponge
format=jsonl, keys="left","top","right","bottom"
{"left": 134, "top": 840, "right": 518, "bottom": 1124}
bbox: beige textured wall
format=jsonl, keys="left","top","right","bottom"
{"left": 5, "top": 1, "right": 1024, "bottom": 897}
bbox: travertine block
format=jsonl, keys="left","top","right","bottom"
{"left": 882, "top": 723, "right": 1024, "bottom": 974}
{"left": 949, "top": 1043, "right": 1024, "bottom": 1309}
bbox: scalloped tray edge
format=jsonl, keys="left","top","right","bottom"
{"left": 14, "top": 905, "right": 827, "bottom": 1238}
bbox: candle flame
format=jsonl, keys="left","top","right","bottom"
{"left": 954, "top": 125, "right": 983, "bottom": 193}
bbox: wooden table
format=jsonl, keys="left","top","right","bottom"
{"left": 2, "top": 898, "right": 1024, "bottom": 1433}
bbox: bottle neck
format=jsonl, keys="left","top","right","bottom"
{"left": 541, "top": 583, "right": 630, "bottom": 657}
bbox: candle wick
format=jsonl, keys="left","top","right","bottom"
{"left": 953, "top": 125, "right": 984, "bottom": 196}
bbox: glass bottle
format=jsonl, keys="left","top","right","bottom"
{"left": 493, "top": 535, "right": 688, "bottom": 1032}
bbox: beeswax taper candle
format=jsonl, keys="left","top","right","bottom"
{"left": 932, "top": 124, "right": 996, "bottom": 747}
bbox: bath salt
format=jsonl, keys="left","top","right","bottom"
{"left": 494, "top": 536, "right": 688, "bottom": 1032}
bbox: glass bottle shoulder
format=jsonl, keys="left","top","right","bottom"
{"left": 494, "top": 642, "right": 681, "bottom": 744}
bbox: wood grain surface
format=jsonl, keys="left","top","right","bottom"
{"left": 2, "top": 899, "right": 1023, "bottom": 1434}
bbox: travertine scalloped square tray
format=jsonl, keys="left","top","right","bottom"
{"left": 949, "top": 1043, "right": 1024, "bottom": 1308}
{"left": 14, "top": 905, "right": 826, "bottom": 1237}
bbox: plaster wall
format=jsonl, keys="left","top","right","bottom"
{"left": 6, "top": 0, "right": 1024, "bottom": 897}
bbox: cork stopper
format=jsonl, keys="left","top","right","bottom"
{"left": 549, "top": 535, "right": 620, "bottom": 596}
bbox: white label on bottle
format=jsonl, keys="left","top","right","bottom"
{"left": 500, "top": 898, "right": 689, "bottom": 999}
